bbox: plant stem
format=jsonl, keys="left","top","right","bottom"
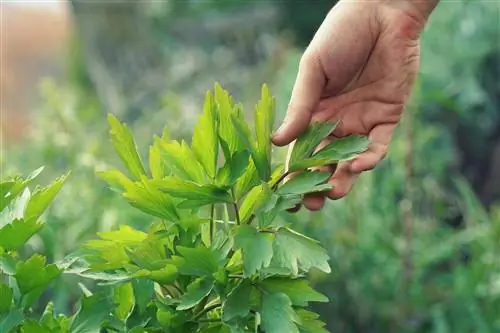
{"left": 210, "top": 204, "right": 215, "bottom": 245}
{"left": 192, "top": 302, "right": 222, "bottom": 321}
{"left": 231, "top": 188, "right": 241, "bottom": 225}
{"left": 272, "top": 171, "right": 290, "bottom": 190}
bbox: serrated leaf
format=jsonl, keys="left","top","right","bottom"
{"left": 97, "top": 169, "right": 134, "bottom": 192}
{"left": 238, "top": 184, "right": 272, "bottom": 223}
{"left": 277, "top": 171, "right": 332, "bottom": 196}
{"left": 289, "top": 122, "right": 339, "bottom": 170}
{"left": 149, "top": 265, "right": 178, "bottom": 285}
{"left": 234, "top": 160, "right": 259, "bottom": 200}
{"left": 0, "top": 218, "right": 44, "bottom": 251}
{"left": 270, "top": 228, "right": 330, "bottom": 275}
{"left": 152, "top": 177, "right": 232, "bottom": 206}
{"left": 149, "top": 141, "right": 169, "bottom": 180}
{"left": 157, "top": 140, "right": 207, "bottom": 183}
{"left": 260, "top": 293, "right": 299, "bottom": 333}
{"left": 15, "top": 254, "right": 61, "bottom": 308}
{"left": 122, "top": 179, "right": 179, "bottom": 221}
{"left": 20, "top": 320, "right": 55, "bottom": 333}
{"left": 233, "top": 226, "right": 274, "bottom": 277}
{"left": 24, "top": 172, "right": 69, "bottom": 220}
{"left": 177, "top": 246, "right": 221, "bottom": 277}
{"left": 259, "top": 278, "right": 328, "bottom": 306}
{"left": 216, "top": 150, "right": 251, "bottom": 187}
{"left": 254, "top": 84, "right": 275, "bottom": 181}
{"left": 192, "top": 91, "right": 219, "bottom": 179}
{"left": 177, "top": 277, "right": 214, "bottom": 310}
{"left": 215, "top": 84, "right": 243, "bottom": 159}
{"left": 39, "top": 302, "right": 70, "bottom": 331}
{"left": 0, "top": 167, "right": 43, "bottom": 213}
{"left": 222, "top": 280, "right": 252, "bottom": 322}
{"left": 132, "top": 278, "right": 154, "bottom": 314}
{"left": 0, "top": 284, "right": 12, "bottom": 313}
{"left": 114, "top": 282, "right": 135, "bottom": 322}
{"left": 108, "top": 113, "right": 147, "bottom": 180}
{"left": 296, "top": 309, "right": 329, "bottom": 333}
{"left": 70, "top": 294, "right": 113, "bottom": 333}
{"left": 0, "top": 308, "right": 23, "bottom": 333}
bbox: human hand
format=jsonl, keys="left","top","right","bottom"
{"left": 272, "top": 0, "right": 437, "bottom": 210}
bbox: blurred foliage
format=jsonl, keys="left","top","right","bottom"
{"left": 3, "top": 0, "right": 500, "bottom": 331}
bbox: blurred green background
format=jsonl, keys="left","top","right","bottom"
{"left": 2, "top": 0, "right": 500, "bottom": 331}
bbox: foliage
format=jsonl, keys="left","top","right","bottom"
{"left": 1, "top": 85, "right": 369, "bottom": 332}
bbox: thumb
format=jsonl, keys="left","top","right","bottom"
{"left": 272, "top": 51, "right": 325, "bottom": 146}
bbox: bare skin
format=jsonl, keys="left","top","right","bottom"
{"left": 273, "top": 0, "right": 439, "bottom": 211}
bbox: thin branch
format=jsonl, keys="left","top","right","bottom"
{"left": 231, "top": 188, "right": 241, "bottom": 225}
{"left": 192, "top": 302, "right": 222, "bottom": 321}
{"left": 210, "top": 204, "right": 215, "bottom": 245}
{"left": 271, "top": 171, "right": 290, "bottom": 190}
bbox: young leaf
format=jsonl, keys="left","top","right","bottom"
{"left": 234, "top": 159, "right": 260, "bottom": 200}
{"left": 24, "top": 172, "right": 69, "bottom": 220}
{"left": 216, "top": 150, "right": 251, "bottom": 187}
{"left": 288, "top": 122, "right": 339, "bottom": 170}
{"left": 149, "top": 134, "right": 171, "bottom": 180}
{"left": 177, "top": 277, "right": 214, "bottom": 310}
{"left": 0, "top": 218, "right": 44, "bottom": 251}
{"left": 149, "top": 265, "right": 178, "bottom": 285}
{"left": 0, "top": 167, "right": 43, "bottom": 213}
{"left": 233, "top": 225, "right": 274, "bottom": 277}
{"left": 0, "top": 284, "right": 12, "bottom": 313}
{"left": 222, "top": 280, "right": 252, "bottom": 322}
{"left": 259, "top": 278, "right": 328, "bottom": 306}
{"left": 70, "top": 294, "right": 113, "bottom": 333}
{"left": 152, "top": 177, "right": 232, "bottom": 205}
{"left": 177, "top": 246, "right": 221, "bottom": 277}
{"left": 270, "top": 228, "right": 331, "bottom": 275}
{"left": 108, "top": 113, "right": 147, "bottom": 180}
{"left": 253, "top": 84, "right": 276, "bottom": 181}
{"left": 114, "top": 282, "right": 135, "bottom": 322}
{"left": 260, "top": 293, "right": 299, "bottom": 333}
{"left": 277, "top": 171, "right": 332, "bottom": 196}
{"left": 15, "top": 255, "right": 61, "bottom": 308}
{"left": 192, "top": 91, "right": 219, "bottom": 179}
{"left": 97, "top": 169, "right": 134, "bottom": 192}
{"left": 238, "top": 183, "right": 273, "bottom": 223}
{"left": 157, "top": 140, "right": 207, "bottom": 183}
{"left": 296, "top": 309, "right": 329, "bottom": 333}
{"left": 314, "top": 135, "right": 370, "bottom": 159}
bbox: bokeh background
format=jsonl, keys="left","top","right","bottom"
{"left": 1, "top": 0, "right": 500, "bottom": 332}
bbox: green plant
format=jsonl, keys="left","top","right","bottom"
{"left": 63, "top": 83, "right": 369, "bottom": 332}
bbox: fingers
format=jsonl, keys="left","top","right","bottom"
{"left": 272, "top": 51, "right": 325, "bottom": 146}
{"left": 350, "top": 123, "right": 395, "bottom": 173}
{"left": 327, "top": 162, "right": 359, "bottom": 200}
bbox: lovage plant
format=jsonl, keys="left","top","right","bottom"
{"left": 73, "top": 84, "right": 369, "bottom": 332}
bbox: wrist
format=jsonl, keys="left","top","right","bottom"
{"left": 406, "top": 0, "right": 440, "bottom": 20}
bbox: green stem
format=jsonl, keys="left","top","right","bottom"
{"left": 272, "top": 171, "right": 290, "bottom": 190}
{"left": 230, "top": 188, "right": 241, "bottom": 225}
{"left": 210, "top": 204, "right": 215, "bottom": 245}
{"left": 192, "top": 302, "right": 222, "bottom": 321}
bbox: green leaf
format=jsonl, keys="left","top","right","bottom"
{"left": 0, "top": 218, "right": 44, "bottom": 251}
{"left": 270, "top": 228, "right": 330, "bottom": 275}
{"left": 24, "top": 172, "right": 69, "bottom": 220}
{"left": 108, "top": 113, "right": 147, "bottom": 180}
{"left": 0, "top": 284, "right": 12, "bottom": 313}
{"left": 15, "top": 254, "right": 61, "bottom": 308}
{"left": 0, "top": 167, "right": 43, "bottom": 213}
{"left": 149, "top": 134, "right": 171, "bottom": 180}
{"left": 259, "top": 278, "right": 328, "bottom": 306}
{"left": 288, "top": 122, "right": 339, "bottom": 170}
{"left": 253, "top": 84, "right": 276, "bottom": 181}
{"left": 238, "top": 184, "right": 272, "bottom": 223}
{"left": 177, "top": 277, "right": 214, "bottom": 310}
{"left": 289, "top": 135, "right": 370, "bottom": 172}
{"left": 122, "top": 179, "right": 180, "bottom": 221}
{"left": 177, "top": 246, "right": 221, "bottom": 277}
{"left": 70, "top": 294, "right": 113, "bottom": 333}
{"left": 152, "top": 177, "right": 232, "bottom": 206}
{"left": 296, "top": 309, "right": 329, "bottom": 333}
{"left": 260, "top": 293, "right": 299, "bottom": 333}
{"left": 233, "top": 226, "right": 274, "bottom": 277}
{"left": 234, "top": 160, "right": 260, "bottom": 200}
{"left": 0, "top": 308, "right": 23, "bottom": 333}
{"left": 215, "top": 84, "right": 243, "bottom": 158}
{"left": 216, "top": 150, "right": 251, "bottom": 187}
{"left": 192, "top": 91, "right": 219, "bottom": 179}
{"left": 97, "top": 169, "right": 134, "bottom": 192}
{"left": 277, "top": 171, "right": 332, "bottom": 196}
{"left": 157, "top": 140, "right": 207, "bottom": 183}
{"left": 20, "top": 320, "right": 55, "bottom": 333}
{"left": 132, "top": 278, "right": 154, "bottom": 314}
{"left": 149, "top": 265, "right": 178, "bottom": 285}
{"left": 314, "top": 135, "right": 370, "bottom": 159}
{"left": 113, "top": 282, "right": 135, "bottom": 322}
{"left": 39, "top": 302, "right": 70, "bottom": 331}
{"left": 222, "top": 280, "right": 252, "bottom": 322}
